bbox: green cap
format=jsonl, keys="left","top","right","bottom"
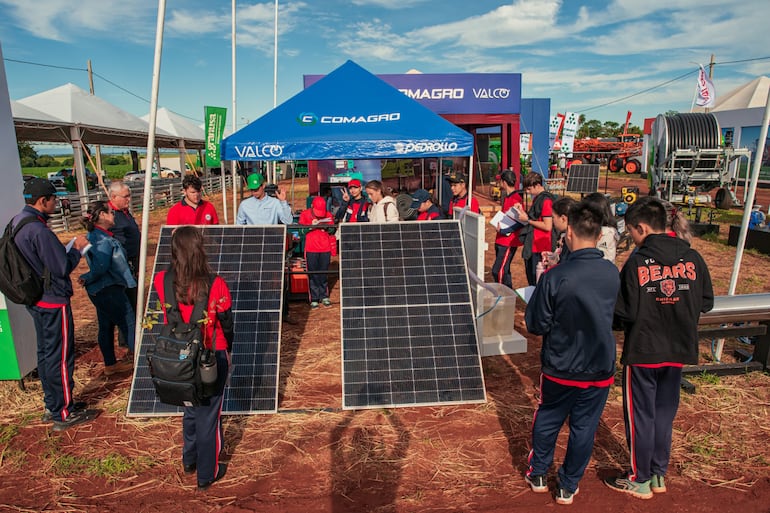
{"left": 247, "top": 173, "right": 265, "bottom": 190}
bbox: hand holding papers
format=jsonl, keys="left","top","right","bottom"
{"left": 490, "top": 206, "right": 527, "bottom": 232}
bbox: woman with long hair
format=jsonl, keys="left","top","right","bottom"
{"left": 365, "top": 180, "right": 399, "bottom": 223}
{"left": 153, "top": 226, "right": 234, "bottom": 490}
{"left": 79, "top": 201, "right": 136, "bottom": 376}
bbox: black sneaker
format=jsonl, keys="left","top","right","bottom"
{"left": 197, "top": 464, "right": 227, "bottom": 491}
{"left": 41, "top": 401, "right": 87, "bottom": 423}
{"left": 51, "top": 409, "right": 97, "bottom": 432}
{"left": 525, "top": 473, "right": 548, "bottom": 493}
{"left": 556, "top": 485, "right": 579, "bottom": 505}
{"left": 183, "top": 463, "right": 196, "bottom": 474}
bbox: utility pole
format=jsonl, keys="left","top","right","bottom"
{"left": 87, "top": 60, "right": 105, "bottom": 188}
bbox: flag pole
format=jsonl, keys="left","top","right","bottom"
{"left": 135, "top": 0, "right": 166, "bottom": 351}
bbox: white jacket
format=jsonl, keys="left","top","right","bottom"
{"left": 368, "top": 195, "right": 399, "bottom": 223}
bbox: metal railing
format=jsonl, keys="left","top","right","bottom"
{"left": 49, "top": 175, "right": 233, "bottom": 233}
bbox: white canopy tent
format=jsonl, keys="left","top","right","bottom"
{"left": 141, "top": 107, "right": 205, "bottom": 174}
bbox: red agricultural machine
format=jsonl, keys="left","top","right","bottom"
{"left": 573, "top": 134, "right": 644, "bottom": 173}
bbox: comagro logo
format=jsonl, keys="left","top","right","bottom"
{"left": 297, "top": 112, "right": 401, "bottom": 125}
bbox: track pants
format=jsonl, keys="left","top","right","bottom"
{"left": 306, "top": 251, "right": 330, "bottom": 303}
{"left": 183, "top": 350, "right": 229, "bottom": 485}
{"left": 527, "top": 375, "right": 610, "bottom": 493}
{"left": 89, "top": 285, "right": 136, "bottom": 366}
{"left": 621, "top": 365, "right": 681, "bottom": 483}
{"left": 27, "top": 303, "right": 76, "bottom": 421}
{"left": 491, "top": 244, "right": 517, "bottom": 289}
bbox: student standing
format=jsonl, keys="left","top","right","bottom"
{"left": 299, "top": 196, "right": 337, "bottom": 308}
{"left": 166, "top": 175, "right": 219, "bottom": 225}
{"left": 365, "top": 180, "right": 399, "bottom": 223}
{"left": 447, "top": 173, "right": 481, "bottom": 214}
{"left": 491, "top": 170, "right": 523, "bottom": 288}
{"left": 335, "top": 179, "right": 369, "bottom": 223}
{"left": 12, "top": 178, "right": 96, "bottom": 431}
{"left": 411, "top": 189, "right": 444, "bottom": 221}
{"left": 153, "top": 226, "right": 234, "bottom": 490}
{"left": 524, "top": 201, "right": 620, "bottom": 505}
{"left": 605, "top": 197, "right": 714, "bottom": 499}
{"left": 514, "top": 173, "right": 554, "bottom": 286}
{"left": 80, "top": 201, "right": 137, "bottom": 376}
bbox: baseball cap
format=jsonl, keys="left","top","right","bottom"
{"left": 410, "top": 189, "right": 430, "bottom": 209}
{"left": 23, "top": 177, "right": 57, "bottom": 201}
{"left": 311, "top": 196, "right": 328, "bottom": 218}
{"left": 447, "top": 173, "right": 467, "bottom": 184}
{"left": 247, "top": 173, "right": 265, "bottom": 190}
{"left": 347, "top": 179, "right": 362, "bottom": 188}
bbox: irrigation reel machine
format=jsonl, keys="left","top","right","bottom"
{"left": 650, "top": 112, "right": 752, "bottom": 212}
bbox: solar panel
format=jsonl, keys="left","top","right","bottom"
{"left": 339, "top": 221, "right": 487, "bottom": 410}
{"left": 127, "top": 225, "right": 285, "bottom": 416}
{"left": 566, "top": 164, "right": 600, "bottom": 194}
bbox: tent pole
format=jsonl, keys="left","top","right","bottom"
{"left": 468, "top": 154, "right": 474, "bottom": 208}
{"left": 135, "top": 0, "right": 167, "bottom": 353}
{"left": 728, "top": 87, "right": 770, "bottom": 295}
{"left": 228, "top": 0, "right": 237, "bottom": 225}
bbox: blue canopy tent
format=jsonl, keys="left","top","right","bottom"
{"left": 221, "top": 60, "right": 474, "bottom": 161}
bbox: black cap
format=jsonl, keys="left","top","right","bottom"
{"left": 447, "top": 173, "right": 467, "bottom": 184}
{"left": 23, "top": 177, "right": 57, "bottom": 201}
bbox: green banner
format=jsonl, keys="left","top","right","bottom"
{"left": 0, "top": 296, "right": 21, "bottom": 380}
{"left": 204, "top": 106, "right": 227, "bottom": 167}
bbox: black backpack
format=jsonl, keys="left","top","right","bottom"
{"left": 0, "top": 216, "right": 48, "bottom": 306}
{"left": 147, "top": 272, "right": 217, "bottom": 407}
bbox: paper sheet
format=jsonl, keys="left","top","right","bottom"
{"left": 515, "top": 285, "right": 536, "bottom": 304}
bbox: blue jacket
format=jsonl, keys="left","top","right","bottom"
{"left": 525, "top": 248, "right": 620, "bottom": 382}
{"left": 12, "top": 206, "right": 81, "bottom": 305}
{"left": 109, "top": 203, "right": 140, "bottom": 260}
{"left": 81, "top": 227, "right": 137, "bottom": 296}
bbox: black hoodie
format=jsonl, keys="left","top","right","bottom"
{"left": 615, "top": 233, "right": 714, "bottom": 365}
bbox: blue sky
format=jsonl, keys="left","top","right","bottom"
{"left": 1, "top": 0, "right": 769, "bottom": 138}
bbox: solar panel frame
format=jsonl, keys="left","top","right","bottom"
{"left": 127, "top": 225, "right": 286, "bottom": 417}
{"left": 339, "top": 221, "right": 487, "bottom": 410}
{"left": 566, "top": 164, "right": 601, "bottom": 194}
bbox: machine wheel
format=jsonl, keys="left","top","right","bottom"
{"left": 608, "top": 157, "right": 624, "bottom": 172}
{"left": 623, "top": 158, "right": 641, "bottom": 174}
{"left": 714, "top": 188, "right": 733, "bottom": 209}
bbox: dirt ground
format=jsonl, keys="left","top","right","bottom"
{"left": 1, "top": 173, "right": 769, "bottom": 513}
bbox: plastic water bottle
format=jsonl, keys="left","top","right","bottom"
{"left": 536, "top": 261, "right": 545, "bottom": 283}
{"left": 199, "top": 349, "right": 218, "bottom": 396}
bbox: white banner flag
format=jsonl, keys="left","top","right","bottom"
{"left": 560, "top": 112, "right": 579, "bottom": 154}
{"left": 696, "top": 65, "right": 716, "bottom": 108}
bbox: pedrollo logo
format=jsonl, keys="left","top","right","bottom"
{"left": 394, "top": 141, "right": 459, "bottom": 155}
{"left": 233, "top": 144, "right": 284, "bottom": 158}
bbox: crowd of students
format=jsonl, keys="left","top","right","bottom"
{"left": 13, "top": 169, "right": 714, "bottom": 498}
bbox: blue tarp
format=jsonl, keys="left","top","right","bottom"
{"left": 221, "top": 60, "right": 473, "bottom": 161}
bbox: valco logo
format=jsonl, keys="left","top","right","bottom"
{"left": 297, "top": 112, "right": 318, "bottom": 126}
{"left": 234, "top": 144, "right": 284, "bottom": 158}
{"left": 472, "top": 88, "right": 510, "bottom": 99}
{"left": 394, "top": 141, "right": 459, "bottom": 154}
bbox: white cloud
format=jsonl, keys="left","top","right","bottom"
{"left": 351, "top": 0, "right": 428, "bottom": 7}
{"left": 0, "top": 0, "right": 155, "bottom": 42}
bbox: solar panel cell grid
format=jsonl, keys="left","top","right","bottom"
{"left": 339, "top": 222, "right": 486, "bottom": 410}
{"left": 127, "top": 225, "right": 286, "bottom": 417}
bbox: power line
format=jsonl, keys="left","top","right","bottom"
{"left": 4, "top": 57, "right": 203, "bottom": 124}
{"left": 581, "top": 55, "right": 770, "bottom": 115}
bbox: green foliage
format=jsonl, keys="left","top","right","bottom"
{"left": 51, "top": 452, "right": 153, "bottom": 478}
{"left": 17, "top": 141, "right": 38, "bottom": 161}
{"left": 577, "top": 119, "right": 643, "bottom": 139}
{"left": 61, "top": 157, "right": 75, "bottom": 166}
{"left": 0, "top": 424, "right": 19, "bottom": 445}
{"left": 20, "top": 156, "right": 36, "bottom": 167}
{"left": 35, "top": 155, "right": 57, "bottom": 167}
{"left": 104, "top": 155, "right": 127, "bottom": 165}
